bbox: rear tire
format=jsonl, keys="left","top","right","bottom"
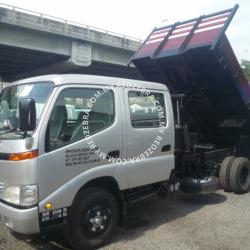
{"left": 219, "top": 156, "right": 235, "bottom": 192}
{"left": 65, "top": 187, "right": 119, "bottom": 250}
{"left": 229, "top": 157, "right": 250, "bottom": 194}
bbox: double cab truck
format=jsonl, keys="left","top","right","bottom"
{"left": 0, "top": 4, "right": 250, "bottom": 250}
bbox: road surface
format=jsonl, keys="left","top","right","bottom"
{"left": 1, "top": 190, "right": 250, "bottom": 250}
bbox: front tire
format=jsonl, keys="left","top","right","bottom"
{"left": 65, "top": 187, "right": 119, "bottom": 250}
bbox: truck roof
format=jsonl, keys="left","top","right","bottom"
{"left": 11, "top": 74, "right": 168, "bottom": 91}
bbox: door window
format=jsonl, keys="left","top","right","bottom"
{"left": 128, "top": 91, "right": 166, "bottom": 128}
{"left": 46, "top": 88, "right": 115, "bottom": 151}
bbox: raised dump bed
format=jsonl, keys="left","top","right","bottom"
{"left": 130, "top": 5, "right": 250, "bottom": 142}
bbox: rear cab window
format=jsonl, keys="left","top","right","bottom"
{"left": 128, "top": 91, "right": 166, "bottom": 128}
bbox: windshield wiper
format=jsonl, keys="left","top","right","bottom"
{"left": 0, "top": 129, "right": 26, "bottom": 137}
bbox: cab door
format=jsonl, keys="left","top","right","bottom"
{"left": 123, "top": 87, "right": 175, "bottom": 188}
{"left": 38, "top": 84, "right": 127, "bottom": 205}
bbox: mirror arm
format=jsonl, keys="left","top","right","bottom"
{"left": 22, "top": 130, "right": 28, "bottom": 139}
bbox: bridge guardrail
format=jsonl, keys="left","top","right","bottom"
{"left": 0, "top": 2, "right": 142, "bottom": 51}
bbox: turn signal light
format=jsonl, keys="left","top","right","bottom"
{"left": 45, "top": 202, "right": 53, "bottom": 210}
{"left": 9, "top": 150, "right": 39, "bottom": 161}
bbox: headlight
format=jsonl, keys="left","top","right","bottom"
{"left": 3, "top": 185, "right": 38, "bottom": 207}
{"left": 3, "top": 186, "right": 20, "bottom": 205}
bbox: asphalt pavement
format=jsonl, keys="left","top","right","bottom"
{"left": 1, "top": 190, "right": 250, "bottom": 250}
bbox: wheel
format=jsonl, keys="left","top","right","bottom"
{"left": 229, "top": 157, "right": 250, "bottom": 194}
{"left": 65, "top": 187, "right": 119, "bottom": 250}
{"left": 180, "top": 176, "right": 219, "bottom": 194}
{"left": 219, "top": 156, "right": 235, "bottom": 192}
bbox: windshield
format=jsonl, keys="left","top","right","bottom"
{"left": 0, "top": 82, "right": 54, "bottom": 139}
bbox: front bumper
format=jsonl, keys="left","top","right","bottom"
{"left": 0, "top": 201, "right": 40, "bottom": 234}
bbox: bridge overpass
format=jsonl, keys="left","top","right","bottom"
{"left": 0, "top": 3, "right": 142, "bottom": 82}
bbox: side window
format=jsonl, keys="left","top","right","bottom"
{"left": 128, "top": 91, "right": 166, "bottom": 128}
{"left": 46, "top": 87, "right": 115, "bottom": 151}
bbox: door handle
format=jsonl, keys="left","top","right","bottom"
{"left": 106, "top": 150, "right": 120, "bottom": 159}
{"left": 161, "top": 145, "right": 171, "bottom": 152}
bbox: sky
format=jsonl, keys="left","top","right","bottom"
{"left": 1, "top": 0, "right": 249, "bottom": 61}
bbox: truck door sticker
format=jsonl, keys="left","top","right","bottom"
{"left": 65, "top": 147, "right": 100, "bottom": 167}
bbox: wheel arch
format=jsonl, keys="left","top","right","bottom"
{"left": 39, "top": 163, "right": 129, "bottom": 217}
{"left": 74, "top": 176, "right": 127, "bottom": 222}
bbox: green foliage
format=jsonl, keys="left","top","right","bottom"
{"left": 241, "top": 60, "right": 250, "bottom": 81}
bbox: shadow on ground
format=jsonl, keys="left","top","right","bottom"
{"left": 13, "top": 191, "right": 227, "bottom": 249}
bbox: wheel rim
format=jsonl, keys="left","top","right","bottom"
{"left": 239, "top": 166, "right": 249, "bottom": 185}
{"left": 81, "top": 204, "right": 111, "bottom": 238}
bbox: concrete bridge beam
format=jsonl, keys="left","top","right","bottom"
{"left": 0, "top": 4, "right": 141, "bottom": 81}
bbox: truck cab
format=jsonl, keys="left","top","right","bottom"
{"left": 0, "top": 75, "right": 175, "bottom": 249}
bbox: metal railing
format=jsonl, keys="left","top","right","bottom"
{"left": 0, "top": 2, "right": 142, "bottom": 50}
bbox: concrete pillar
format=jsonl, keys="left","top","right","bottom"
{"left": 69, "top": 41, "right": 92, "bottom": 67}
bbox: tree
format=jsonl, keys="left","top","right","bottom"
{"left": 241, "top": 60, "right": 250, "bottom": 81}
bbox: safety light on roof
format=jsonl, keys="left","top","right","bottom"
{"left": 9, "top": 150, "right": 38, "bottom": 161}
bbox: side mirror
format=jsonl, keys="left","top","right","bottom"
{"left": 19, "top": 98, "right": 36, "bottom": 132}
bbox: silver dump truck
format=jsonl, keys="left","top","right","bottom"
{"left": 0, "top": 5, "right": 250, "bottom": 250}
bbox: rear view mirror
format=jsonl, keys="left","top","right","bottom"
{"left": 19, "top": 98, "right": 36, "bottom": 132}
